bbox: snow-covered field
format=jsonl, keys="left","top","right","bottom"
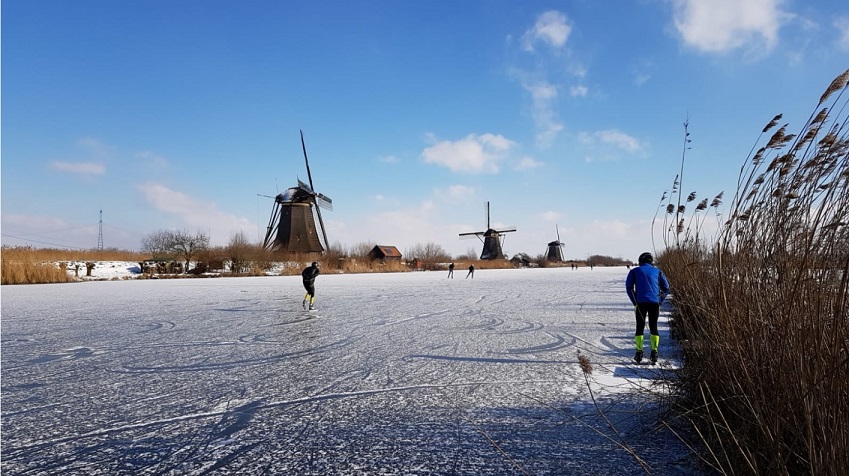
{"left": 1, "top": 267, "right": 692, "bottom": 475}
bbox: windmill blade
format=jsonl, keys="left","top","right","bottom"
{"left": 297, "top": 178, "right": 315, "bottom": 195}
{"left": 493, "top": 227, "right": 517, "bottom": 233}
{"left": 316, "top": 192, "right": 333, "bottom": 210}
{"left": 459, "top": 231, "right": 485, "bottom": 237}
{"left": 300, "top": 129, "right": 316, "bottom": 192}
{"left": 262, "top": 201, "right": 282, "bottom": 249}
{"left": 315, "top": 205, "right": 330, "bottom": 251}
{"left": 556, "top": 224, "right": 561, "bottom": 243}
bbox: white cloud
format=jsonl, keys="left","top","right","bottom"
{"left": 526, "top": 80, "right": 557, "bottom": 101}
{"left": 515, "top": 156, "right": 544, "bottom": 170}
{"left": 343, "top": 201, "right": 446, "bottom": 253}
{"left": 77, "top": 137, "right": 112, "bottom": 157}
{"left": 421, "top": 133, "right": 516, "bottom": 173}
{"left": 836, "top": 16, "right": 849, "bottom": 50}
{"left": 634, "top": 73, "right": 651, "bottom": 86}
{"left": 520, "top": 79, "right": 564, "bottom": 148}
{"left": 570, "top": 85, "right": 588, "bottom": 97}
{"left": 522, "top": 11, "right": 572, "bottom": 52}
{"left": 542, "top": 211, "right": 561, "bottom": 222}
{"left": 135, "top": 150, "right": 168, "bottom": 167}
{"left": 136, "top": 183, "right": 257, "bottom": 246}
{"left": 579, "top": 129, "right": 644, "bottom": 154}
{"left": 672, "top": 0, "right": 789, "bottom": 54}
{"left": 0, "top": 214, "right": 115, "bottom": 249}
{"left": 444, "top": 185, "right": 476, "bottom": 199}
{"left": 50, "top": 161, "right": 106, "bottom": 176}
{"left": 595, "top": 130, "right": 643, "bottom": 153}
{"left": 379, "top": 155, "right": 399, "bottom": 163}
{"left": 510, "top": 11, "right": 578, "bottom": 149}
{"left": 632, "top": 59, "right": 653, "bottom": 86}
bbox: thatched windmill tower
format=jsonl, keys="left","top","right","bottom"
{"left": 262, "top": 130, "right": 332, "bottom": 253}
{"left": 546, "top": 224, "right": 565, "bottom": 262}
{"left": 459, "top": 201, "right": 516, "bottom": 259}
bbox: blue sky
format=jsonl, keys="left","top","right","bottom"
{"left": 3, "top": 0, "right": 848, "bottom": 260}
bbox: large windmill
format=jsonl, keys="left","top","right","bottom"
{"left": 546, "top": 224, "right": 565, "bottom": 262}
{"left": 262, "top": 130, "right": 333, "bottom": 253}
{"left": 459, "top": 201, "right": 516, "bottom": 260}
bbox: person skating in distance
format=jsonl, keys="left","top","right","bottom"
{"left": 625, "top": 252, "right": 669, "bottom": 364}
{"left": 466, "top": 264, "right": 474, "bottom": 279}
{"left": 302, "top": 261, "right": 320, "bottom": 311}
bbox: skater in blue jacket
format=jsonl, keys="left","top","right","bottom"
{"left": 625, "top": 252, "right": 669, "bottom": 363}
{"left": 302, "top": 261, "right": 320, "bottom": 310}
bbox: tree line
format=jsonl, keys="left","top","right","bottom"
{"left": 139, "top": 229, "right": 630, "bottom": 275}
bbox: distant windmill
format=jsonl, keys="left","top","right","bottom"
{"left": 459, "top": 201, "right": 516, "bottom": 260}
{"left": 262, "top": 130, "right": 333, "bottom": 253}
{"left": 546, "top": 224, "right": 565, "bottom": 262}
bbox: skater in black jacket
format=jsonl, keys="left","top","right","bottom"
{"left": 448, "top": 263, "right": 454, "bottom": 278}
{"left": 466, "top": 264, "right": 474, "bottom": 279}
{"left": 302, "top": 262, "right": 320, "bottom": 310}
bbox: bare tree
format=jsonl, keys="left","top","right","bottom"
{"left": 406, "top": 242, "right": 451, "bottom": 269}
{"left": 456, "top": 247, "right": 479, "bottom": 260}
{"left": 350, "top": 241, "right": 376, "bottom": 259}
{"left": 226, "top": 231, "right": 253, "bottom": 274}
{"left": 140, "top": 230, "right": 175, "bottom": 259}
{"left": 171, "top": 230, "right": 210, "bottom": 273}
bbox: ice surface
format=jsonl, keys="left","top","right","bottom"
{"left": 2, "top": 267, "right": 692, "bottom": 475}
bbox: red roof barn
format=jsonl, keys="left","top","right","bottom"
{"left": 368, "top": 245, "right": 403, "bottom": 261}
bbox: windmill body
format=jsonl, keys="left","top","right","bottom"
{"left": 459, "top": 202, "right": 516, "bottom": 260}
{"left": 480, "top": 229, "right": 507, "bottom": 260}
{"left": 546, "top": 224, "right": 565, "bottom": 262}
{"left": 263, "top": 131, "right": 332, "bottom": 253}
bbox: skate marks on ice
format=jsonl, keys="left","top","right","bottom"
{"left": 114, "top": 336, "right": 358, "bottom": 374}
{"left": 1, "top": 268, "right": 691, "bottom": 474}
{"left": 26, "top": 346, "right": 97, "bottom": 365}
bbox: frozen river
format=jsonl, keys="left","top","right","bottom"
{"left": 2, "top": 266, "right": 692, "bottom": 475}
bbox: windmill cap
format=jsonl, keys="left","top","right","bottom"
{"left": 638, "top": 252, "right": 653, "bottom": 264}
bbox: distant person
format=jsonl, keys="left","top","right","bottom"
{"left": 302, "top": 261, "right": 321, "bottom": 311}
{"left": 448, "top": 263, "right": 454, "bottom": 279}
{"left": 466, "top": 264, "right": 474, "bottom": 279}
{"left": 625, "top": 252, "right": 669, "bottom": 364}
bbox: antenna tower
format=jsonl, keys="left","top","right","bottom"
{"left": 97, "top": 210, "right": 104, "bottom": 251}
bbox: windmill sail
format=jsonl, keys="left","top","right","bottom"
{"left": 458, "top": 201, "right": 516, "bottom": 260}
{"left": 262, "top": 130, "right": 332, "bottom": 253}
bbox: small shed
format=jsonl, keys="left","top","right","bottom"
{"left": 368, "top": 245, "right": 403, "bottom": 262}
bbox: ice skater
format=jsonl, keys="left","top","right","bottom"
{"left": 448, "top": 263, "right": 454, "bottom": 278}
{"left": 466, "top": 264, "right": 474, "bottom": 279}
{"left": 625, "top": 252, "right": 669, "bottom": 364}
{"left": 302, "top": 261, "right": 320, "bottom": 311}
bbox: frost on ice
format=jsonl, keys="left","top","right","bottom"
{"left": 1, "top": 267, "right": 690, "bottom": 475}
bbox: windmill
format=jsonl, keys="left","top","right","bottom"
{"left": 546, "top": 224, "right": 565, "bottom": 262}
{"left": 459, "top": 201, "right": 516, "bottom": 260}
{"left": 262, "top": 130, "right": 333, "bottom": 253}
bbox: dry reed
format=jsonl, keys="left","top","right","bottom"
{"left": 659, "top": 68, "right": 849, "bottom": 474}
{"left": 1, "top": 247, "right": 76, "bottom": 285}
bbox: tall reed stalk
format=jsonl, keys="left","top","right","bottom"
{"left": 660, "top": 68, "right": 849, "bottom": 474}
